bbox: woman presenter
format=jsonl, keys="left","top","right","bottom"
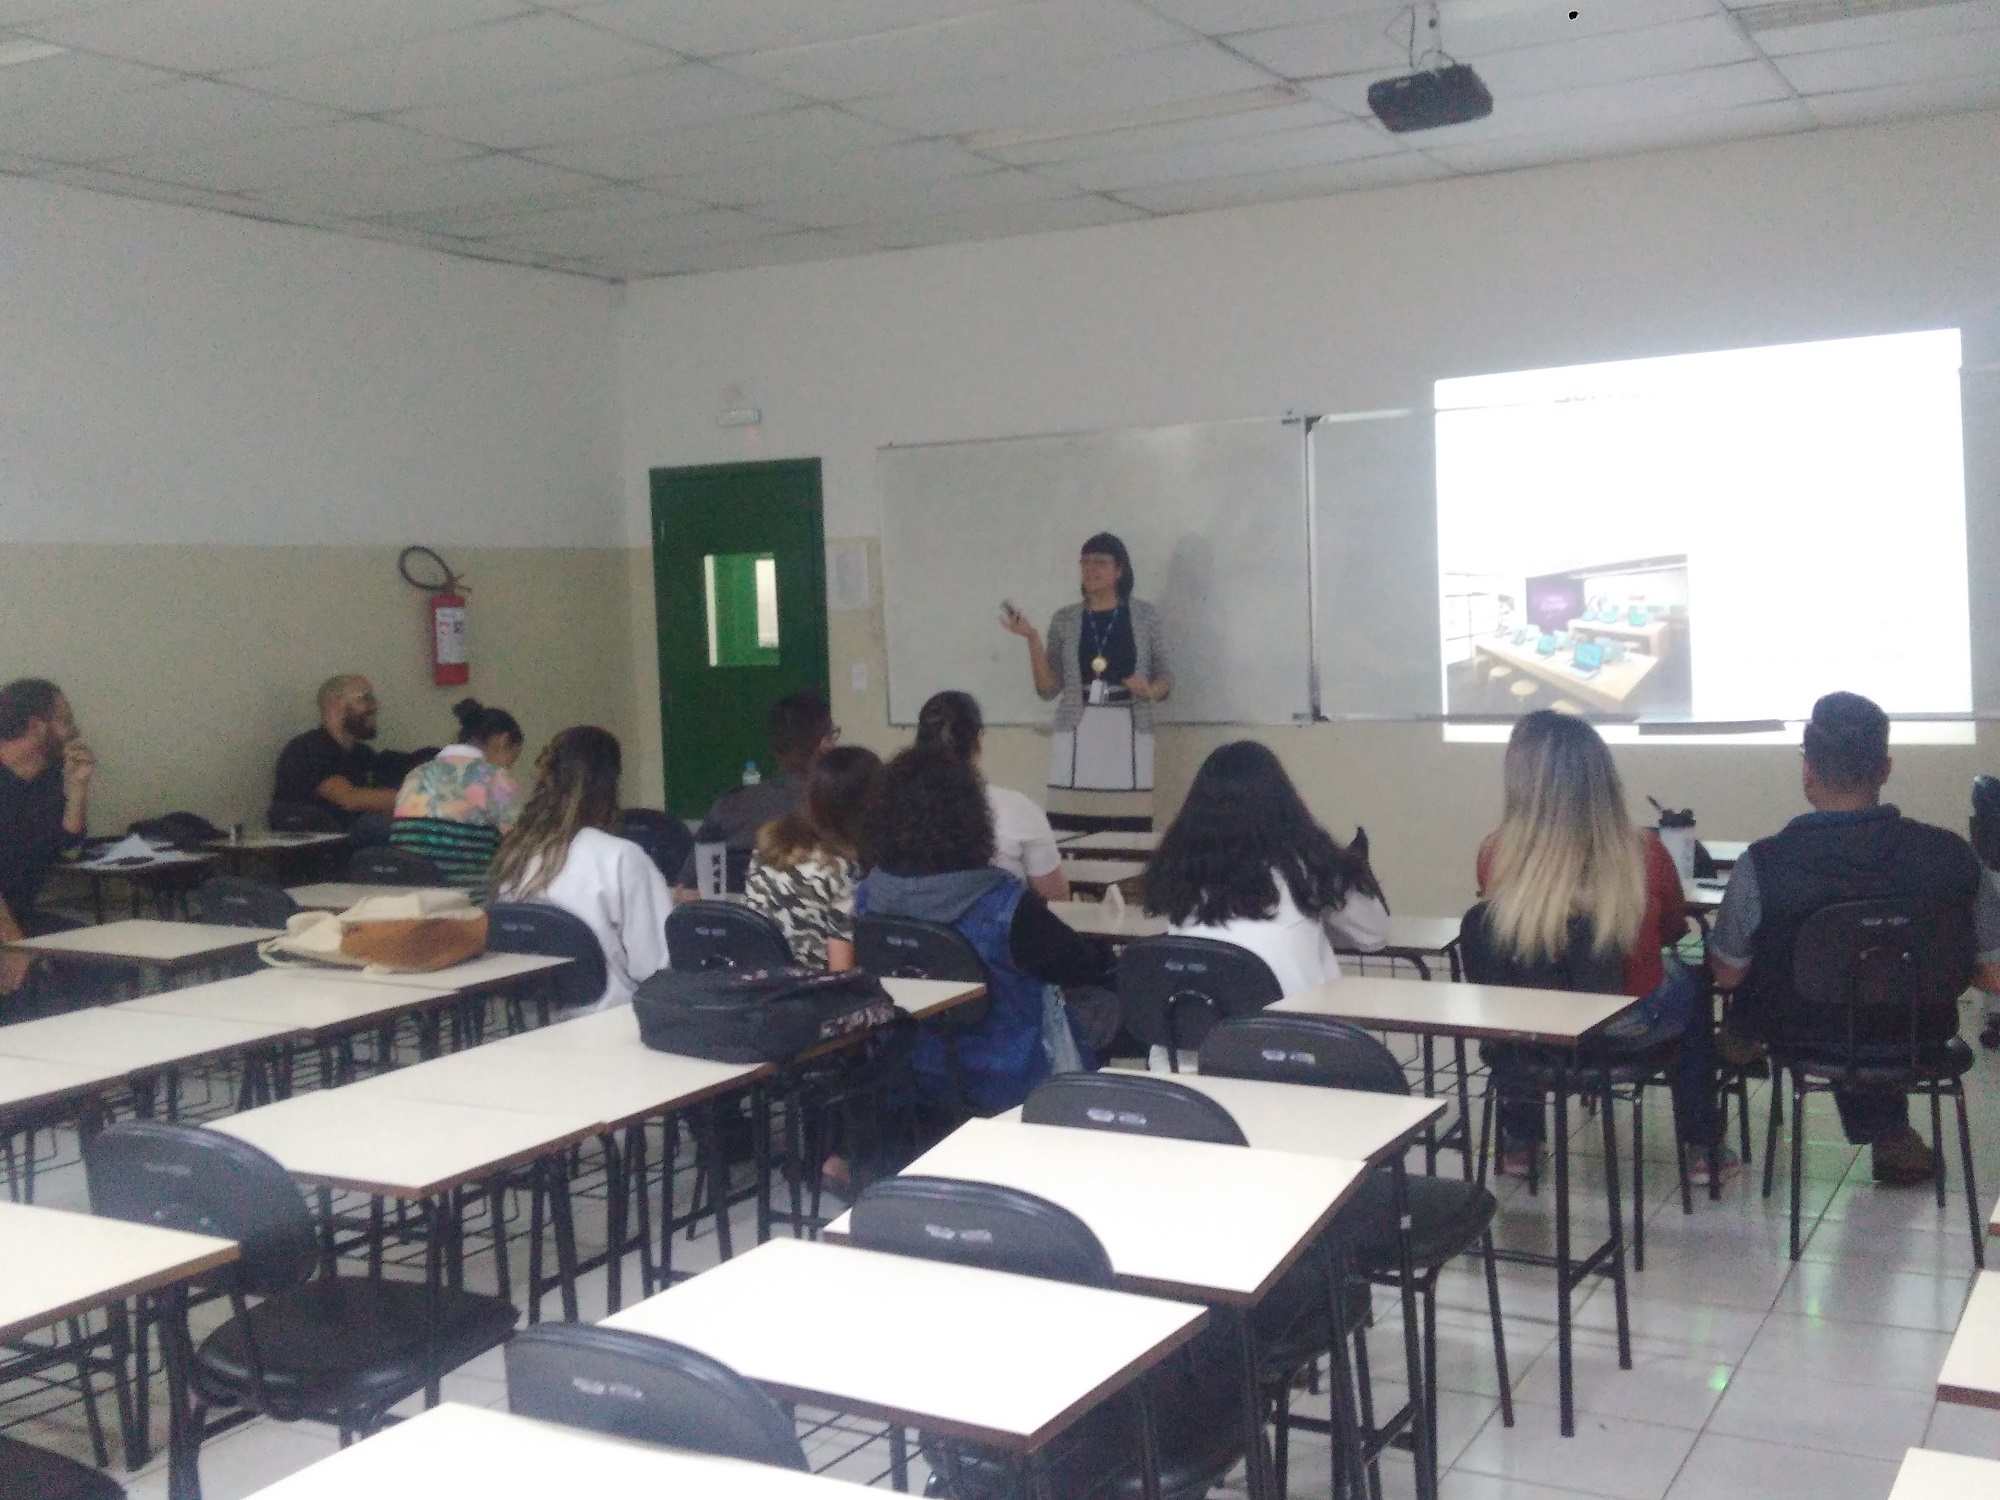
{"left": 1003, "top": 532, "right": 1172, "bottom": 794}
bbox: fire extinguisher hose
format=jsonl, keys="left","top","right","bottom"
{"left": 398, "top": 544, "right": 466, "bottom": 596}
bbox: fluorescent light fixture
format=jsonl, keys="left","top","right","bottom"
{"left": 0, "top": 40, "right": 66, "bottom": 68}
{"left": 1735, "top": 0, "right": 1964, "bottom": 31}
{"left": 961, "top": 83, "right": 1303, "bottom": 154}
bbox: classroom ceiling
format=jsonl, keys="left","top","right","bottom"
{"left": 0, "top": 0, "right": 1994, "bottom": 282}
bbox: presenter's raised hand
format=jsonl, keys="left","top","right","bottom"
{"left": 1000, "top": 600, "right": 1038, "bottom": 642}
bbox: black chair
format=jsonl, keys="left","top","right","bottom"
{"left": 620, "top": 810, "right": 696, "bottom": 889}
{"left": 83, "top": 1122, "right": 519, "bottom": 1495}
{"left": 1971, "top": 775, "right": 2000, "bottom": 871}
{"left": 852, "top": 915, "right": 994, "bottom": 1119}
{"left": 1116, "top": 936, "right": 1281, "bottom": 1071}
{"left": 665, "top": 900, "right": 793, "bottom": 972}
{"left": 1201, "top": 1014, "right": 1516, "bottom": 1464}
{"left": 346, "top": 845, "right": 445, "bottom": 886}
{"left": 1762, "top": 899, "right": 1982, "bottom": 1264}
{"left": 0, "top": 1435, "right": 122, "bottom": 1500}
{"left": 506, "top": 1324, "right": 807, "bottom": 1470}
{"left": 196, "top": 877, "right": 299, "bottom": 930}
{"left": 1017, "top": 1071, "right": 1377, "bottom": 1498}
{"left": 850, "top": 1176, "right": 1243, "bottom": 1500}
{"left": 483, "top": 902, "right": 610, "bottom": 1016}
{"left": 267, "top": 802, "right": 343, "bottom": 835}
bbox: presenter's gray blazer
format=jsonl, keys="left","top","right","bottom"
{"left": 1041, "top": 598, "right": 1171, "bottom": 734}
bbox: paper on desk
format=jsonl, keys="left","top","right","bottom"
{"left": 77, "top": 833, "right": 202, "bottom": 869}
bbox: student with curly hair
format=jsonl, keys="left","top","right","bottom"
{"left": 858, "top": 744, "right": 1110, "bottom": 1114}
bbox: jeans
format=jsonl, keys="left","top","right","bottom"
{"left": 1491, "top": 956, "right": 1718, "bottom": 1147}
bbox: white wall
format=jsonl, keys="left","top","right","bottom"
{"left": 615, "top": 111, "right": 2000, "bottom": 912}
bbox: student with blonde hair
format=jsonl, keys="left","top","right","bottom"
{"left": 1468, "top": 711, "right": 1722, "bottom": 1178}
{"left": 491, "top": 726, "right": 669, "bottom": 1010}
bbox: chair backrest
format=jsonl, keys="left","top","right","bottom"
{"left": 1791, "top": 899, "right": 1973, "bottom": 1055}
{"left": 1021, "top": 1070, "right": 1248, "bottom": 1146}
{"left": 505, "top": 1324, "right": 807, "bottom": 1471}
{"left": 620, "top": 810, "right": 696, "bottom": 888}
{"left": 1198, "top": 1013, "right": 1409, "bottom": 1096}
{"left": 1457, "top": 901, "right": 1626, "bottom": 995}
{"left": 84, "top": 1121, "right": 318, "bottom": 1297}
{"left": 851, "top": 915, "right": 993, "bottom": 1030}
{"left": 483, "top": 901, "right": 610, "bottom": 1010}
{"left": 665, "top": 900, "right": 794, "bottom": 972}
{"left": 267, "top": 801, "right": 344, "bottom": 835}
{"left": 849, "top": 1175, "right": 1116, "bottom": 1288}
{"left": 196, "top": 876, "right": 299, "bottom": 929}
{"left": 1972, "top": 775, "right": 2000, "bottom": 872}
{"left": 1116, "top": 935, "right": 1282, "bottom": 1057}
{"left": 346, "top": 844, "right": 446, "bottom": 886}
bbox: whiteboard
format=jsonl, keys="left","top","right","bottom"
{"left": 879, "top": 419, "right": 1311, "bottom": 727}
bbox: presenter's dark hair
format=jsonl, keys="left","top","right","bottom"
{"left": 866, "top": 745, "right": 995, "bottom": 876}
{"left": 1145, "top": 740, "right": 1380, "bottom": 926}
{"left": 767, "top": 691, "right": 834, "bottom": 766}
{"left": 1079, "top": 532, "right": 1134, "bottom": 600}
{"left": 915, "top": 691, "right": 984, "bottom": 763}
{"left": 1803, "top": 691, "right": 1890, "bottom": 792}
{"left": 452, "top": 697, "right": 522, "bottom": 750}
{"left": 0, "top": 679, "right": 62, "bottom": 740}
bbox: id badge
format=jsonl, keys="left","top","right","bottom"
{"left": 1088, "top": 678, "right": 1108, "bottom": 706}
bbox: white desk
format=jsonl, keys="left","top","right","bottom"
{"left": 240, "top": 1402, "right": 868, "bottom": 1499}
{"left": 882, "top": 976, "right": 988, "bottom": 1021}
{"left": 1334, "top": 915, "right": 1466, "bottom": 977}
{"left": 1889, "top": 1448, "right": 2000, "bottom": 1499}
{"left": 1062, "top": 859, "right": 1146, "bottom": 891}
{"left": 1060, "top": 829, "right": 1161, "bottom": 858}
{"left": 828, "top": 1115, "right": 1359, "bottom": 1306}
{"left": 2, "top": 918, "right": 277, "bottom": 982}
{"left": 0, "top": 1006, "right": 302, "bottom": 1078}
{"left": 285, "top": 882, "right": 460, "bottom": 911}
{"left": 1097, "top": 1073, "right": 1442, "bottom": 1169}
{"left": 0, "top": 1054, "right": 109, "bottom": 1120}
{"left": 335, "top": 951, "right": 573, "bottom": 995}
{"left": 1936, "top": 1270, "right": 2000, "bottom": 1410}
{"left": 1273, "top": 975, "right": 1637, "bottom": 1047}
{"left": 116, "top": 968, "right": 459, "bottom": 1038}
{"left": 1683, "top": 878, "right": 1730, "bottom": 914}
{"left": 0, "top": 1200, "right": 237, "bottom": 1342}
{"left": 1049, "top": 900, "right": 1168, "bottom": 941}
{"left": 606, "top": 1238, "right": 1206, "bottom": 1454}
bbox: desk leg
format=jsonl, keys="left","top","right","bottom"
{"left": 1454, "top": 1040, "right": 1475, "bottom": 1184}
{"left": 1319, "top": 1237, "right": 1366, "bottom": 1500}
{"left": 602, "top": 1131, "right": 626, "bottom": 1315}
{"left": 423, "top": 1195, "right": 446, "bottom": 1406}
{"left": 548, "top": 1155, "right": 580, "bottom": 1322}
{"left": 158, "top": 1285, "right": 199, "bottom": 1500}
{"left": 1393, "top": 1158, "right": 1437, "bottom": 1500}
{"left": 1420, "top": 1037, "right": 1439, "bottom": 1176}
{"left": 1552, "top": 1066, "right": 1575, "bottom": 1438}
{"left": 1599, "top": 1079, "right": 1632, "bottom": 1371}
{"left": 1236, "top": 1311, "right": 1271, "bottom": 1500}
{"left": 753, "top": 1082, "right": 773, "bottom": 1247}
{"left": 1133, "top": 1381, "right": 1165, "bottom": 1500}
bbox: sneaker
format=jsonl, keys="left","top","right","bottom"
{"left": 1687, "top": 1145, "right": 1740, "bottom": 1187}
{"left": 1496, "top": 1143, "right": 1542, "bottom": 1177}
{"left": 1870, "top": 1127, "right": 1939, "bottom": 1187}
{"left": 1715, "top": 1024, "right": 1767, "bottom": 1070}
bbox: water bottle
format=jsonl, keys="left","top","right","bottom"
{"left": 741, "top": 761, "right": 761, "bottom": 787}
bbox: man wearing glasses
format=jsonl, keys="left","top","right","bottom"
{"left": 270, "top": 674, "right": 410, "bottom": 845}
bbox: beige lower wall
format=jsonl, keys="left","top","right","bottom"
{"left": 0, "top": 544, "right": 639, "bottom": 835}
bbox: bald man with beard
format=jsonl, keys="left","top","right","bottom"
{"left": 271, "top": 674, "right": 411, "bottom": 845}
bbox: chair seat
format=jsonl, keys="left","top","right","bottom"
{"left": 0, "top": 1435, "right": 123, "bottom": 1500}
{"left": 1786, "top": 1035, "right": 1973, "bottom": 1085}
{"left": 194, "top": 1277, "right": 518, "bottom": 1422}
{"left": 1252, "top": 1256, "right": 1374, "bottom": 1377}
{"left": 1347, "top": 1173, "right": 1498, "bottom": 1275}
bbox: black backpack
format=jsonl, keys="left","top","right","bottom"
{"left": 633, "top": 966, "right": 898, "bottom": 1064}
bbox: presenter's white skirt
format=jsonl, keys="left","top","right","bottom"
{"left": 1049, "top": 705, "right": 1154, "bottom": 792}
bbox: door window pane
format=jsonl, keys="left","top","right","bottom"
{"left": 704, "top": 552, "right": 782, "bottom": 667}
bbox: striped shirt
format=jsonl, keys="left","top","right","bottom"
{"left": 391, "top": 747, "right": 519, "bottom": 893}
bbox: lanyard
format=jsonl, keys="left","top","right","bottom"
{"left": 1083, "top": 604, "right": 1124, "bottom": 678}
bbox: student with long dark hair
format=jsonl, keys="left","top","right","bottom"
{"left": 745, "top": 745, "right": 882, "bottom": 971}
{"left": 915, "top": 690, "right": 1068, "bottom": 902}
{"left": 858, "top": 745, "right": 1110, "bottom": 1114}
{"left": 1145, "top": 741, "right": 1387, "bottom": 997}
{"left": 390, "top": 697, "right": 524, "bottom": 891}
{"left": 491, "top": 727, "right": 669, "bottom": 1010}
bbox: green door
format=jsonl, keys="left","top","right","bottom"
{"left": 651, "top": 459, "right": 829, "bottom": 818}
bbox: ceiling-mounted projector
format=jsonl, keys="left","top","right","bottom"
{"left": 1367, "top": 63, "right": 1493, "bottom": 133}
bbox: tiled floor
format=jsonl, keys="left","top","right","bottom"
{"left": 8, "top": 1036, "right": 2000, "bottom": 1500}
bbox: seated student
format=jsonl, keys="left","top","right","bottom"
{"left": 389, "top": 699, "right": 525, "bottom": 893}
{"left": 1467, "top": 711, "right": 1721, "bottom": 1177}
{"left": 857, "top": 745, "right": 1112, "bottom": 1115}
{"left": 0, "top": 679, "right": 94, "bottom": 999}
{"left": 678, "top": 691, "right": 838, "bottom": 892}
{"left": 271, "top": 674, "right": 416, "bottom": 845}
{"left": 1145, "top": 740, "right": 1388, "bottom": 997}
{"left": 744, "top": 746, "right": 882, "bottom": 971}
{"left": 915, "top": 691, "right": 1070, "bottom": 902}
{"left": 490, "top": 727, "right": 670, "bottom": 1011}
{"left": 1711, "top": 692, "right": 2000, "bottom": 1185}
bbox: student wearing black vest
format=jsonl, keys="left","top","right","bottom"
{"left": 1710, "top": 692, "right": 2000, "bottom": 1185}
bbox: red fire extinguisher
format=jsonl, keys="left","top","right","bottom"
{"left": 399, "top": 546, "right": 470, "bottom": 687}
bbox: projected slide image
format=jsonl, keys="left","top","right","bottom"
{"left": 1436, "top": 330, "right": 1971, "bottom": 723}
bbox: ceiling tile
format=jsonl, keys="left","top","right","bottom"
{"left": 1137, "top": 0, "right": 1380, "bottom": 32}
{"left": 1035, "top": 116, "right": 1397, "bottom": 191}
{"left": 845, "top": 40, "right": 1278, "bottom": 136}
{"left": 1420, "top": 95, "right": 1813, "bottom": 174}
{"left": 247, "top": 150, "right": 609, "bottom": 219}
{"left": 977, "top": 97, "right": 1337, "bottom": 164}
{"left": 556, "top": 0, "right": 1019, "bottom": 60}
{"left": 1442, "top": 0, "right": 1716, "bottom": 54}
{"left": 865, "top": 192, "right": 1149, "bottom": 249}
{"left": 1803, "top": 69, "right": 2000, "bottom": 125}
{"left": 0, "top": 79, "right": 344, "bottom": 164}
{"left": 390, "top": 61, "right": 796, "bottom": 150}
{"left": 526, "top": 103, "right": 906, "bottom": 180}
{"left": 755, "top": 164, "right": 1071, "bottom": 230}
{"left": 371, "top": 181, "right": 686, "bottom": 234}
{"left": 0, "top": 48, "right": 172, "bottom": 114}
{"left": 29, "top": 162, "right": 258, "bottom": 214}
{"left": 1472, "top": 17, "right": 1759, "bottom": 99}
{"left": 228, "top": 12, "right": 677, "bottom": 114}
{"left": 1215, "top": 8, "right": 1409, "bottom": 78}
{"left": 1774, "top": 24, "right": 2000, "bottom": 92}
{"left": 1391, "top": 59, "right": 1798, "bottom": 144}
{"left": 1748, "top": 0, "right": 2000, "bottom": 55}
{"left": 105, "top": 117, "right": 474, "bottom": 193}
{"left": 660, "top": 138, "right": 1002, "bottom": 208}
{"left": 1110, "top": 147, "right": 1450, "bottom": 213}
{"left": 714, "top": 0, "right": 1191, "bottom": 102}
{"left": 488, "top": 202, "right": 778, "bottom": 257}
{"left": 18, "top": 0, "right": 529, "bottom": 73}
{"left": 0, "top": 0, "right": 134, "bottom": 21}
{"left": 602, "top": 227, "right": 876, "bottom": 278}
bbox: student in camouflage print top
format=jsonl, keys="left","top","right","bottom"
{"left": 744, "top": 746, "right": 882, "bottom": 970}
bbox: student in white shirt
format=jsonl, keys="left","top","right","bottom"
{"left": 1144, "top": 740, "right": 1388, "bottom": 998}
{"left": 489, "top": 726, "right": 670, "bottom": 1010}
{"left": 915, "top": 690, "right": 1070, "bottom": 902}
